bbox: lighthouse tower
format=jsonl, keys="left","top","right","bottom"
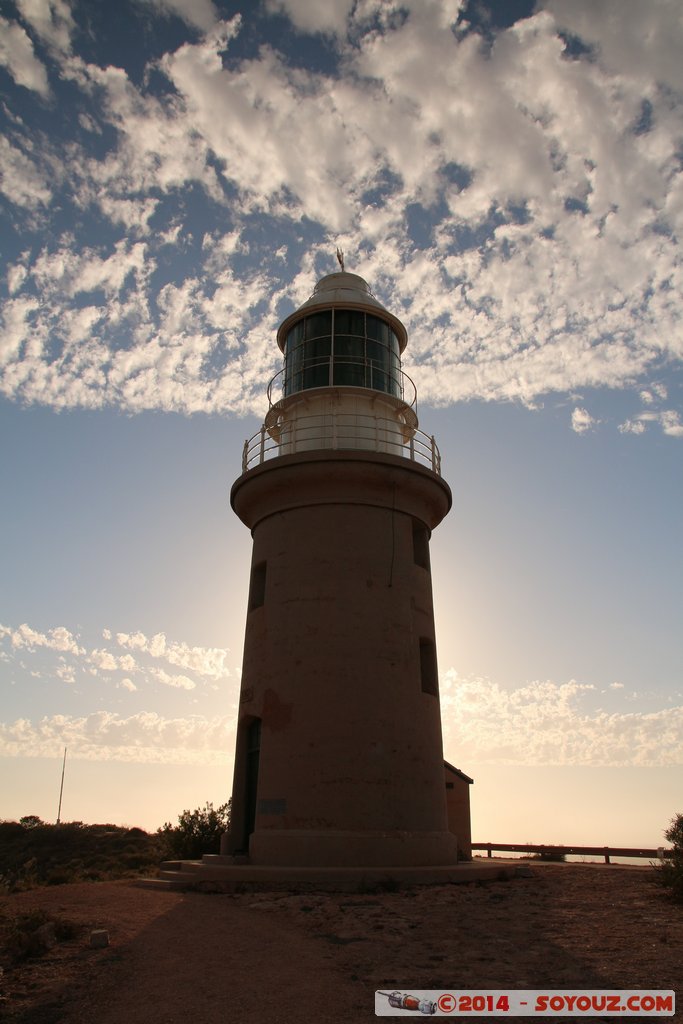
{"left": 226, "top": 268, "right": 459, "bottom": 870}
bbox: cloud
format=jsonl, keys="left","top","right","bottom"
{"left": 571, "top": 407, "right": 598, "bottom": 434}
{"left": 114, "top": 630, "right": 230, "bottom": 679}
{"left": 149, "top": 667, "right": 196, "bottom": 690}
{"left": 0, "top": 0, "right": 682, "bottom": 424}
{"left": 15, "top": 0, "right": 75, "bottom": 54}
{"left": 440, "top": 671, "right": 683, "bottom": 767}
{"left": 266, "top": 0, "right": 355, "bottom": 36}
{"left": 0, "top": 137, "right": 53, "bottom": 209}
{"left": 0, "top": 711, "right": 234, "bottom": 763}
{"left": 0, "top": 622, "right": 85, "bottom": 656}
{"left": 0, "top": 16, "right": 50, "bottom": 95}
{"left": 140, "top": 0, "right": 218, "bottom": 32}
{"left": 0, "top": 619, "right": 230, "bottom": 693}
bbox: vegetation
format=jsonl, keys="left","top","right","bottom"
{"left": 656, "top": 812, "right": 683, "bottom": 903}
{"left": 0, "top": 907, "right": 82, "bottom": 966}
{"left": 0, "top": 817, "right": 164, "bottom": 891}
{"left": 158, "top": 801, "right": 231, "bottom": 860}
{"left": 0, "top": 800, "right": 232, "bottom": 892}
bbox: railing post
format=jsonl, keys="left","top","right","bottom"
{"left": 259, "top": 425, "right": 266, "bottom": 464}
{"left": 409, "top": 435, "right": 415, "bottom": 462}
{"left": 604, "top": 848, "right": 610, "bottom": 864}
{"left": 431, "top": 435, "right": 437, "bottom": 473}
{"left": 332, "top": 411, "right": 337, "bottom": 450}
{"left": 242, "top": 439, "right": 248, "bottom": 473}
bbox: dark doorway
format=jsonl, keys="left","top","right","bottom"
{"left": 244, "top": 718, "right": 261, "bottom": 844}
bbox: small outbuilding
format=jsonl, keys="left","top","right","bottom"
{"left": 444, "top": 761, "right": 473, "bottom": 861}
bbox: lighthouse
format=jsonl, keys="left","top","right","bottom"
{"left": 222, "top": 266, "right": 460, "bottom": 872}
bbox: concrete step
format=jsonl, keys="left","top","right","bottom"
{"left": 159, "top": 860, "right": 203, "bottom": 873}
{"left": 136, "top": 876, "right": 189, "bottom": 892}
{"left": 134, "top": 859, "right": 523, "bottom": 893}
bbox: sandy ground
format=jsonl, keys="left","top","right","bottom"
{"left": 0, "top": 861, "right": 680, "bottom": 1023}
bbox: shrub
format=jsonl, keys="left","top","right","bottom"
{"left": 19, "top": 815, "right": 44, "bottom": 829}
{"left": 0, "top": 819, "right": 164, "bottom": 889}
{"left": 532, "top": 849, "right": 566, "bottom": 863}
{"left": 158, "top": 801, "right": 231, "bottom": 860}
{"left": 656, "top": 813, "right": 683, "bottom": 903}
{"left": 0, "top": 908, "right": 82, "bottom": 964}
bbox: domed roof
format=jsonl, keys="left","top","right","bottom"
{"left": 276, "top": 271, "right": 408, "bottom": 352}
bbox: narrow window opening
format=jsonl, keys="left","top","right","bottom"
{"left": 248, "top": 561, "right": 267, "bottom": 611}
{"left": 419, "top": 637, "right": 438, "bottom": 696}
{"left": 412, "top": 520, "right": 431, "bottom": 571}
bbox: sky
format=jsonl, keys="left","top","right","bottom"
{"left": 0, "top": 0, "right": 681, "bottom": 851}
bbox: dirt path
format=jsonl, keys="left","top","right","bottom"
{"left": 1, "top": 863, "right": 681, "bottom": 1023}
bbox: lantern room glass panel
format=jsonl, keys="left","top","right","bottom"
{"left": 283, "top": 311, "right": 402, "bottom": 399}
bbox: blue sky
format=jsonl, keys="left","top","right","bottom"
{"left": 1, "top": 0, "right": 681, "bottom": 847}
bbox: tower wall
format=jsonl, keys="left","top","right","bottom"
{"left": 227, "top": 450, "right": 458, "bottom": 867}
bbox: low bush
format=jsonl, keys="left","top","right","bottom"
{"left": 531, "top": 849, "right": 566, "bottom": 863}
{"left": 158, "top": 801, "right": 231, "bottom": 860}
{"left": 656, "top": 813, "right": 683, "bottom": 903}
{"left": 0, "top": 819, "right": 164, "bottom": 890}
{"left": 0, "top": 908, "right": 82, "bottom": 965}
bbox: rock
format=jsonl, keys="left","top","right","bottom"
{"left": 89, "top": 929, "right": 110, "bottom": 949}
{"left": 33, "top": 922, "right": 57, "bottom": 952}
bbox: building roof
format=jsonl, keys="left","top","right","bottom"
{"left": 444, "top": 760, "right": 474, "bottom": 784}
{"left": 276, "top": 271, "right": 408, "bottom": 352}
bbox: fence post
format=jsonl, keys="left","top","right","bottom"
{"left": 604, "top": 848, "right": 611, "bottom": 864}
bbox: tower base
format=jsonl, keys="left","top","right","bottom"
{"left": 143, "top": 857, "right": 521, "bottom": 893}
{"left": 247, "top": 828, "right": 459, "bottom": 867}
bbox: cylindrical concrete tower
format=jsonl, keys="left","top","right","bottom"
{"left": 227, "top": 270, "right": 458, "bottom": 868}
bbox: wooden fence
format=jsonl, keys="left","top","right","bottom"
{"left": 471, "top": 842, "right": 672, "bottom": 865}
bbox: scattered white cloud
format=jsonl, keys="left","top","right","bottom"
{"left": 618, "top": 418, "right": 647, "bottom": 436}
{"left": 0, "top": 15, "right": 50, "bottom": 96}
{"left": 0, "top": 137, "right": 52, "bottom": 209}
{"left": 660, "top": 409, "right": 683, "bottom": 437}
{"left": 571, "top": 407, "right": 598, "bottom": 434}
{"left": 0, "top": 622, "right": 85, "bottom": 657}
{"left": 15, "top": 0, "right": 75, "bottom": 54}
{"left": 440, "top": 670, "right": 683, "bottom": 767}
{"left": 0, "top": 711, "right": 234, "bottom": 763}
{"left": 114, "top": 630, "right": 230, "bottom": 678}
{"left": 56, "top": 663, "right": 75, "bottom": 684}
{"left": 119, "top": 678, "right": 137, "bottom": 692}
{"left": 266, "top": 0, "right": 355, "bottom": 36}
{"left": 149, "top": 666, "right": 196, "bottom": 690}
{"left": 619, "top": 407, "right": 683, "bottom": 437}
{"left": 0, "top": 0, "right": 682, "bottom": 425}
{"left": 0, "top": 620, "right": 229, "bottom": 692}
{"left": 140, "top": 0, "right": 219, "bottom": 32}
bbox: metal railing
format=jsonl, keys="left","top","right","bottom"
{"left": 241, "top": 412, "right": 442, "bottom": 475}
{"left": 472, "top": 842, "right": 673, "bottom": 864}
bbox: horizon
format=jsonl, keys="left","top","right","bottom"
{"left": 1, "top": 0, "right": 682, "bottom": 850}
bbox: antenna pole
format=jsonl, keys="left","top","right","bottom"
{"left": 56, "top": 747, "right": 67, "bottom": 825}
